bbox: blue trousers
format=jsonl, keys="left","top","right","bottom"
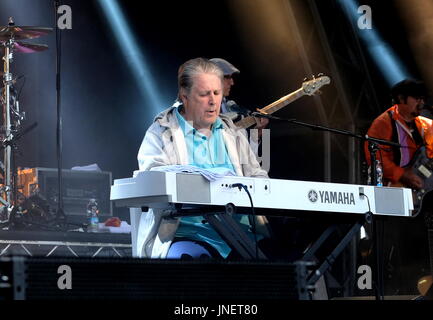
{"left": 166, "top": 240, "right": 222, "bottom": 259}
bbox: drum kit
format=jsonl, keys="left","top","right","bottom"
{"left": 0, "top": 17, "right": 52, "bottom": 226}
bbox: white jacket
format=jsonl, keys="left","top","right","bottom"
{"left": 135, "top": 105, "right": 268, "bottom": 258}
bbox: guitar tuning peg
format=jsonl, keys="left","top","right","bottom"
{"left": 318, "top": 73, "right": 324, "bottom": 77}
{"left": 303, "top": 77, "right": 308, "bottom": 82}
{"left": 312, "top": 75, "right": 315, "bottom": 79}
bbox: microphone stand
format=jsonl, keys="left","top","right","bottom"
{"left": 251, "top": 112, "right": 401, "bottom": 148}
{"left": 251, "top": 112, "right": 403, "bottom": 300}
{"left": 54, "top": 0, "right": 67, "bottom": 230}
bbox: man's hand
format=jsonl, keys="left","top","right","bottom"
{"left": 253, "top": 109, "right": 269, "bottom": 130}
{"left": 400, "top": 168, "right": 424, "bottom": 189}
{"left": 253, "top": 109, "right": 269, "bottom": 139}
{"left": 254, "top": 116, "right": 269, "bottom": 130}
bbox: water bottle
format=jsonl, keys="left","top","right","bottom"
{"left": 87, "top": 198, "right": 99, "bottom": 232}
{"left": 375, "top": 160, "right": 383, "bottom": 187}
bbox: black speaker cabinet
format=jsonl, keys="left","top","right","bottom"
{"left": 17, "top": 167, "right": 112, "bottom": 219}
{"left": 0, "top": 256, "right": 312, "bottom": 300}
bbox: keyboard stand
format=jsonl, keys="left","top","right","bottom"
{"left": 302, "top": 212, "right": 372, "bottom": 286}
{"left": 164, "top": 204, "right": 373, "bottom": 269}
{"left": 163, "top": 204, "right": 268, "bottom": 260}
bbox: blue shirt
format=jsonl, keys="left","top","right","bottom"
{"left": 174, "top": 106, "right": 235, "bottom": 172}
{"left": 173, "top": 107, "right": 239, "bottom": 257}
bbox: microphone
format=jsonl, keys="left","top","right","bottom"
{"left": 226, "top": 100, "right": 251, "bottom": 116}
{"left": 226, "top": 100, "right": 238, "bottom": 108}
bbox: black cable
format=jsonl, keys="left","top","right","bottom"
{"left": 360, "top": 191, "right": 373, "bottom": 251}
{"left": 11, "top": 220, "right": 63, "bottom": 232}
{"left": 360, "top": 192, "right": 384, "bottom": 300}
{"left": 230, "top": 183, "right": 259, "bottom": 260}
{"left": 360, "top": 192, "right": 372, "bottom": 214}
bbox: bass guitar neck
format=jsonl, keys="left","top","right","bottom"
{"left": 235, "top": 88, "right": 305, "bottom": 129}
{"left": 234, "top": 75, "right": 331, "bottom": 129}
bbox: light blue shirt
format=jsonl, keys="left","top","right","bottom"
{"left": 173, "top": 106, "right": 241, "bottom": 257}
{"left": 174, "top": 106, "right": 235, "bottom": 172}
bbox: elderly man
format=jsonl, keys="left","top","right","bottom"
{"left": 136, "top": 58, "right": 270, "bottom": 259}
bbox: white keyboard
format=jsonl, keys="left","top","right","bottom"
{"left": 110, "top": 171, "right": 414, "bottom": 217}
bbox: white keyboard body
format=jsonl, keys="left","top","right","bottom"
{"left": 111, "top": 171, "right": 414, "bottom": 217}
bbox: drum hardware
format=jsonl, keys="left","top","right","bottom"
{"left": 2, "top": 41, "right": 48, "bottom": 54}
{"left": 0, "top": 17, "right": 52, "bottom": 228}
{"left": 8, "top": 194, "right": 59, "bottom": 231}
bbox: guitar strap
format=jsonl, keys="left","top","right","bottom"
{"left": 387, "top": 110, "right": 424, "bottom": 168}
{"left": 387, "top": 110, "right": 402, "bottom": 166}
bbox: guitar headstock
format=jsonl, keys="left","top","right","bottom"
{"left": 302, "top": 74, "right": 331, "bottom": 96}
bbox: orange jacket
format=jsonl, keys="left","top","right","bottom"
{"left": 364, "top": 105, "right": 433, "bottom": 184}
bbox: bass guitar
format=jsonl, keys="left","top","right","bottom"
{"left": 402, "top": 146, "right": 433, "bottom": 216}
{"left": 233, "top": 75, "right": 331, "bottom": 129}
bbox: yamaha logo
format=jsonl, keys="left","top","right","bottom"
{"left": 308, "top": 190, "right": 318, "bottom": 203}
{"left": 308, "top": 189, "right": 356, "bottom": 205}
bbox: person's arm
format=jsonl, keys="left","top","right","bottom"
{"left": 241, "top": 131, "right": 269, "bottom": 178}
{"left": 137, "top": 127, "right": 172, "bottom": 171}
{"left": 252, "top": 116, "right": 269, "bottom": 139}
{"left": 248, "top": 129, "right": 260, "bottom": 159}
{"left": 247, "top": 115, "right": 270, "bottom": 163}
{"left": 399, "top": 168, "right": 423, "bottom": 189}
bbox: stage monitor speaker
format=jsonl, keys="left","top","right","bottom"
{"left": 17, "top": 168, "right": 112, "bottom": 220}
{"left": 0, "top": 256, "right": 313, "bottom": 300}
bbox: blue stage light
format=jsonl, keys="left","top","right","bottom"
{"left": 339, "top": 0, "right": 410, "bottom": 86}
{"left": 97, "top": 0, "right": 165, "bottom": 114}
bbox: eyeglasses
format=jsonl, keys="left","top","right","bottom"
{"left": 224, "top": 75, "right": 233, "bottom": 79}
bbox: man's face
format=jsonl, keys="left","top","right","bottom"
{"left": 222, "top": 74, "right": 235, "bottom": 97}
{"left": 398, "top": 95, "right": 424, "bottom": 121}
{"left": 181, "top": 72, "right": 223, "bottom": 130}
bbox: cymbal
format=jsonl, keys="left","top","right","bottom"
{"left": 9, "top": 41, "right": 48, "bottom": 53}
{"left": 0, "top": 26, "right": 52, "bottom": 40}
